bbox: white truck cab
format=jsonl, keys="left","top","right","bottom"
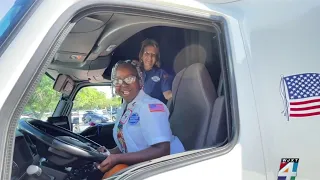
{"left": 0, "top": 0, "right": 319, "bottom": 180}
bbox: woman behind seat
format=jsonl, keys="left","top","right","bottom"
{"left": 139, "top": 39, "right": 173, "bottom": 104}
{"left": 97, "top": 60, "right": 184, "bottom": 173}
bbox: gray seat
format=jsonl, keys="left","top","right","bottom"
{"left": 205, "top": 73, "right": 228, "bottom": 147}
{"left": 205, "top": 96, "right": 227, "bottom": 147}
{"left": 169, "top": 63, "right": 217, "bottom": 150}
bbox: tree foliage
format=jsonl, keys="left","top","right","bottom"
{"left": 105, "top": 96, "right": 122, "bottom": 108}
{"left": 24, "top": 75, "right": 61, "bottom": 119}
{"left": 73, "top": 87, "right": 121, "bottom": 110}
{"left": 23, "top": 75, "right": 121, "bottom": 120}
{"left": 73, "top": 87, "right": 106, "bottom": 110}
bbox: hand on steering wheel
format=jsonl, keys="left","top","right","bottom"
{"left": 95, "top": 147, "right": 128, "bottom": 178}
{"left": 97, "top": 154, "right": 119, "bottom": 172}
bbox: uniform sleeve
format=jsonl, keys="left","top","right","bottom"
{"left": 139, "top": 103, "right": 171, "bottom": 146}
{"left": 160, "top": 69, "right": 173, "bottom": 92}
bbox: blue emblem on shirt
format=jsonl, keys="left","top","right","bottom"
{"left": 143, "top": 67, "right": 173, "bottom": 104}
{"left": 151, "top": 76, "right": 160, "bottom": 82}
{"left": 128, "top": 113, "right": 140, "bottom": 125}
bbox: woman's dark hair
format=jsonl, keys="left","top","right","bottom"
{"left": 138, "top": 39, "right": 161, "bottom": 68}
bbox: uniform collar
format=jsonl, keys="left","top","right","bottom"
{"left": 144, "top": 67, "right": 157, "bottom": 73}
{"left": 124, "top": 90, "right": 145, "bottom": 108}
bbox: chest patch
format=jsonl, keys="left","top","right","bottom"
{"left": 151, "top": 76, "right": 160, "bottom": 82}
{"left": 120, "top": 109, "right": 132, "bottom": 124}
{"left": 128, "top": 113, "right": 140, "bottom": 125}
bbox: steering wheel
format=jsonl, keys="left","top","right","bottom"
{"left": 18, "top": 119, "right": 107, "bottom": 163}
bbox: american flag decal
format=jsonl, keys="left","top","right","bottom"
{"left": 148, "top": 104, "right": 165, "bottom": 112}
{"left": 281, "top": 73, "right": 320, "bottom": 120}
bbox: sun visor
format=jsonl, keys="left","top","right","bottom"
{"left": 54, "top": 15, "right": 111, "bottom": 63}
{"left": 87, "top": 56, "right": 112, "bottom": 83}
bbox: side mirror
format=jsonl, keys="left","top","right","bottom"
{"left": 53, "top": 74, "right": 75, "bottom": 96}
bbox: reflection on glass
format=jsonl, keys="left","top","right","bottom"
{"left": 0, "top": 0, "right": 36, "bottom": 46}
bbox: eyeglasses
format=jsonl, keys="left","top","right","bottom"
{"left": 143, "top": 51, "right": 157, "bottom": 59}
{"left": 112, "top": 75, "right": 136, "bottom": 86}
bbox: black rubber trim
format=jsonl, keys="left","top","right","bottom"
{"left": 18, "top": 120, "right": 54, "bottom": 146}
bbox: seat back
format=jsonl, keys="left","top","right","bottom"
{"left": 166, "top": 97, "right": 173, "bottom": 115}
{"left": 205, "top": 96, "right": 228, "bottom": 147}
{"left": 205, "top": 72, "right": 228, "bottom": 147}
{"left": 169, "top": 63, "right": 217, "bottom": 150}
{"left": 47, "top": 116, "right": 71, "bottom": 130}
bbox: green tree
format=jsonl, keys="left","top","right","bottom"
{"left": 24, "top": 75, "right": 61, "bottom": 119}
{"left": 73, "top": 87, "right": 108, "bottom": 110}
{"left": 106, "top": 96, "right": 122, "bottom": 108}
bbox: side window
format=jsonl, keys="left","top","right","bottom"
{"left": 71, "top": 86, "right": 121, "bottom": 133}
{"left": 21, "top": 75, "right": 61, "bottom": 120}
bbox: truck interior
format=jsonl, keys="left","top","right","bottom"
{"left": 13, "top": 10, "right": 232, "bottom": 180}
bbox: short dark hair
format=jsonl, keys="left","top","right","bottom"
{"left": 139, "top": 39, "right": 161, "bottom": 68}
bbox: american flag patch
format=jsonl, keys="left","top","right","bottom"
{"left": 148, "top": 104, "right": 165, "bottom": 112}
{"left": 281, "top": 73, "right": 320, "bottom": 119}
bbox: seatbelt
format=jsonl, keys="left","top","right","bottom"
{"left": 121, "top": 104, "right": 128, "bottom": 116}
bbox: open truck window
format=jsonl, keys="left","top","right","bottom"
{"left": 3, "top": 2, "right": 234, "bottom": 180}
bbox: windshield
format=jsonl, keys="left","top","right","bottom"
{"left": 20, "top": 74, "right": 61, "bottom": 121}
{"left": 0, "top": 0, "right": 36, "bottom": 47}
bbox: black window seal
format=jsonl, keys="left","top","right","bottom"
{"left": 45, "top": 72, "right": 55, "bottom": 81}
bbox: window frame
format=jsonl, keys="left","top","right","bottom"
{"left": 2, "top": 2, "right": 239, "bottom": 180}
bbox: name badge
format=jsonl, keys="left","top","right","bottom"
{"left": 128, "top": 113, "right": 140, "bottom": 125}
{"left": 120, "top": 109, "right": 132, "bottom": 124}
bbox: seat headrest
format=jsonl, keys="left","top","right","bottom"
{"left": 170, "top": 63, "right": 217, "bottom": 150}
{"left": 172, "top": 63, "right": 216, "bottom": 104}
{"left": 173, "top": 44, "right": 207, "bottom": 73}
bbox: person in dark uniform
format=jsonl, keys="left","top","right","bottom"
{"left": 138, "top": 39, "right": 173, "bottom": 104}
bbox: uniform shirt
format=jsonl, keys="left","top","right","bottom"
{"left": 112, "top": 90, "right": 185, "bottom": 154}
{"left": 143, "top": 67, "right": 173, "bottom": 104}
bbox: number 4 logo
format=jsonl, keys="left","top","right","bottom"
{"left": 278, "top": 158, "right": 299, "bottom": 180}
